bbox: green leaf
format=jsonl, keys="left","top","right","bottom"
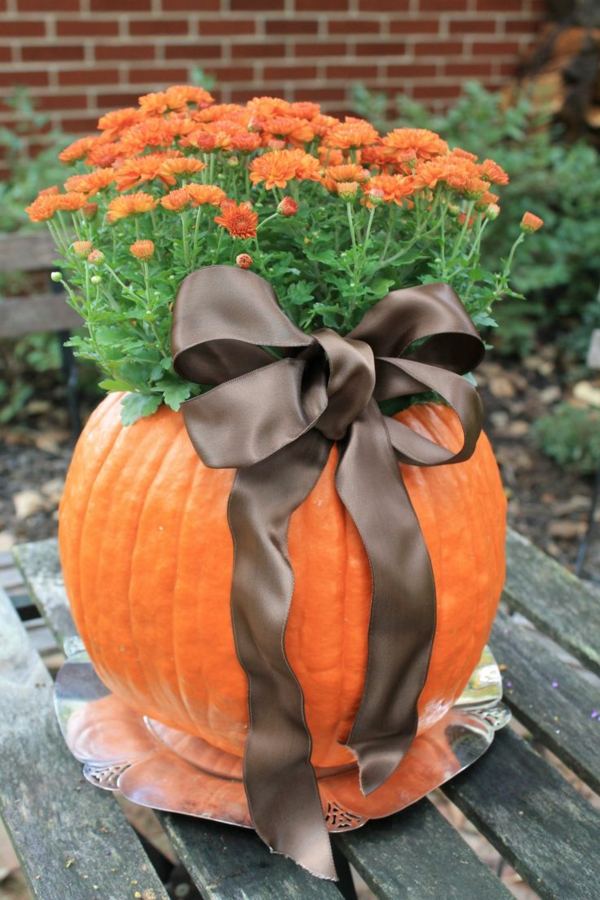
{"left": 120, "top": 392, "right": 162, "bottom": 426}
{"left": 162, "top": 383, "right": 192, "bottom": 411}
{"left": 98, "top": 378, "right": 132, "bottom": 392}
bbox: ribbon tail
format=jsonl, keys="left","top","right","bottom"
{"left": 336, "top": 399, "right": 437, "bottom": 796}
{"left": 227, "top": 429, "right": 337, "bottom": 880}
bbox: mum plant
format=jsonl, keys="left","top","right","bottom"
{"left": 26, "top": 84, "right": 541, "bottom": 424}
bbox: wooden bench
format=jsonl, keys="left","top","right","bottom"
{"left": 1, "top": 531, "right": 598, "bottom": 899}
{"left": 0, "top": 231, "right": 82, "bottom": 436}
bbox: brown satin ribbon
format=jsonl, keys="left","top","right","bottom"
{"left": 171, "top": 266, "right": 484, "bottom": 879}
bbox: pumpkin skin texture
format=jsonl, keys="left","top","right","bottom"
{"left": 59, "top": 393, "right": 506, "bottom": 769}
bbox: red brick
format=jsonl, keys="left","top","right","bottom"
{"left": 230, "top": 87, "right": 272, "bottom": 102}
{"left": 385, "top": 63, "right": 437, "bottom": 77}
{"left": 22, "top": 45, "right": 85, "bottom": 62}
{"left": 57, "top": 19, "right": 119, "bottom": 36}
{"left": 129, "top": 19, "right": 189, "bottom": 36}
{"left": 37, "top": 93, "right": 89, "bottom": 110}
{"left": 448, "top": 19, "right": 498, "bottom": 33}
{"left": 0, "top": 70, "right": 49, "bottom": 87}
{"left": 205, "top": 65, "right": 254, "bottom": 82}
{"left": 96, "top": 44, "right": 156, "bottom": 61}
{"left": 413, "top": 83, "right": 462, "bottom": 99}
{"left": 17, "top": 0, "right": 78, "bottom": 9}
{"left": 420, "top": 0, "right": 468, "bottom": 8}
{"left": 414, "top": 41, "right": 463, "bottom": 54}
{"left": 167, "top": 0, "right": 219, "bottom": 7}
{"left": 326, "top": 64, "right": 378, "bottom": 78}
{"left": 504, "top": 19, "right": 538, "bottom": 34}
{"left": 444, "top": 61, "right": 496, "bottom": 76}
{"left": 127, "top": 66, "right": 188, "bottom": 84}
{"left": 164, "top": 44, "right": 222, "bottom": 59}
{"left": 328, "top": 19, "right": 380, "bottom": 34}
{"left": 389, "top": 19, "right": 440, "bottom": 34}
{"left": 232, "top": 42, "right": 286, "bottom": 59}
{"left": 266, "top": 19, "right": 319, "bottom": 35}
{"left": 0, "top": 48, "right": 12, "bottom": 63}
{"left": 356, "top": 41, "right": 406, "bottom": 55}
{"left": 0, "top": 20, "right": 46, "bottom": 37}
{"left": 295, "top": 41, "right": 345, "bottom": 56}
{"left": 58, "top": 115, "right": 102, "bottom": 131}
{"left": 198, "top": 19, "right": 256, "bottom": 36}
{"left": 264, "top": 65, "right": 318, "bottom": 79}
{"left": 96, "top": 91, "right": 142, "bottom": 107}
{"left": 91, "top": 0, "right": 151, "bottom": 9}
{"left": 358, "top": 0, "right": 410, "bottom": 8}
{"left": 293, "top": 86, "right": 346, "bottom": 101}
{"left": 472, "top": 40, "right": 520, "bottom": 54}
{"left": 495, "top": 61, "right": 519, "bottom": 76}
{"left": 59, "top": 67, "right": 119, "bottom": 86}
{"left": 475, "top": 0, "right": 522, "bottom": 8}
{"left": 294, "top": 0, "right": 348, "bottom": 9}
{"left": 230, "top": 0, "right": 284, "bottom": 9}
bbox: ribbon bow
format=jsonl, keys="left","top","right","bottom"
{"left": 172, "top": 265, "right": 484, "bottom": 879}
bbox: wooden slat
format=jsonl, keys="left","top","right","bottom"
{"left": 491, "top": 609, "right": 600, "bottom": 793}
{"left": 0, "top": 295, "right": 82, "bottom": 338}
{"left": 160, "top": 815, "right": 341, "bottom": 900}
{"left": 505, "top": 528, "right": 600, "bottom": 675}
{"left": 13, "top": 540, "right": 77, "bottom": 649}
{"left": 0, "top": 231, "right": 57, "bottom": 272}
{"left": 0, "top": 588, "right": 169, "bottom": 900}
{"left": 336, "top": 800, "right": 511, "bottom": 899}
{"left": 17, "top": 540, "right": 513, "bottom": 899}
{"left": 443, "top": 728, "right": 600, "bottom": 900}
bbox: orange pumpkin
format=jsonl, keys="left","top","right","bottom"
{"left": 59, "top": 392, "right": 506, "bottom": 769}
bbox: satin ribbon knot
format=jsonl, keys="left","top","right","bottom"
{"left": 171, "top": 265, "right": 485, "bottom": 880}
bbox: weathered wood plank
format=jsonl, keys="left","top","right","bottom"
{"left": 0, "top": 231, "right": 57, "bottom": 272}
{"left": 443, "top": 728, "right": 600, "bottom": 900}
{"left": 0, "top": 588, "right": 168, "bottom": 900}
{"left": 505, "top": 528, "right": 600, "bottom": 675}
{"left": 0, "top": 295, "right": 82, "bottom": 338}
{"left": 13, "top": 539, "right": 77, "bottom": 650}
{"left": 161, "top": 815, "right": 342, "bottom": 900}
{"left": 491, "top": 609, "right": 600, "bottom": 793}
{"left": 336, "top": 799, "right": 511, "bottom": 900}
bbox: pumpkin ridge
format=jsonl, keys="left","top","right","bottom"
{"left": 125, "top": 413, "right": 192, "bottom": 719}
{"left": 66, "top": 393, "right": 127, "bottom": 657}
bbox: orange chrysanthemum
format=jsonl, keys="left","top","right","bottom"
{"left": 186, "top": 184, "right": 227, "bottom": 207}
{"left": 161, "top": 157, "right": 206, "bottom": 179}
{"left": 64, "top": 167, "right": 116, "bottom": 196}
{"left": 479, "top": 158, "right": 509, "bottom": 186}
{"left": 366, "top": 174, "right": 415, "bottom": 205}
{"left": 382, "top": 128, "right": 449, "bottom": 162}
{"left": 106, "top": 192, "right": 157, "bottom": 222}
{"left": 113, "top": 152, "right": 182, "bottom": 190}
{"left": 214, "top": 200, "right": 258, "bottom": 239}
{"left": 130, "top": 240, "right": 155, "bottom": 260}
{"left": 98, "top": 107, "right": 141, "bottom": 138}
{"left": 71, "top": 240, "right": 93, "bottom": 256}
{"left": 521, "top": 211, "right": 543, "bottom": 232}
{"left": 249, "top": 149, "right": 317, "bottom": 189}
{"left": 322, "top": 163, "right": 370, "bottom": 192}
{"left": 58, "top": 136, "right": 97, "bottom": 164}
{"left": 323, "top": 117, "right": 379, "bottom": 149}
{"left": 160, "top": 188, "right": 191, "bottom": 212}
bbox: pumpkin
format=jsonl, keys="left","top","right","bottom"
{"left": 59, "top": 392, "right": 506, "bottom": 769}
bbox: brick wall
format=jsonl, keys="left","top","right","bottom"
{"left": 0, "top": 0, "right": 545, "bottom": 137}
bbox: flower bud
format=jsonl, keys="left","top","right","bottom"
{"left": 486, "top": 203, "right": 501, "bottom": 220}
{"left": 277, "top": 196, "right": 298, "bottom": 217}
{"left": 236, "top": 253, "right": 253, "bottom": 269}
{"left": 90, "top": 274, "right": 102, "bottom": 284}
{"left": 520, "top": 211, "right": 543, "bottom": 233}
{"left": 87, "top": 249, "right": 105, "bottom": 264}
{"left": 336, "top": 181, "right": 359, "bottom": 200}
{"left": 72, "top": 240, "right": 93, "bottom": 256}
{"left": 50, "top": 271, "right": 63, "bottom": 283}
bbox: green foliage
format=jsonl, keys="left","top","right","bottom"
{"left": 0, "top": 89, "right": 70, "bottom": 232}
{"left": 533, "top": 403, "right": 600, "bottom": 474}
{"left": 353, "top": 81, "right": 600, "bottom": 358}
{"left": 0, "top": 333, "right": 61, "bottom": 423}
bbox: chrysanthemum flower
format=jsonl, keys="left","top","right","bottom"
{"left": 214, "top": 201, "right": 258, "bottom": 239}
{"left": 71, "top": 241, "right": 93, "bottom": 256}
{"left": 186, "top": 184, "right": 227, "bottom": 207}
{"left": 160, "top": 188, "right": 191, "bottom": 212}
{"left": 106, "top": 192, "right": 157, "bottom": 222}
{"left": 322, "top": 164, "right": 370, "bottom": 192}
{"left": 479, "top": 159, "right": 509, "bottom": 186}
{"left": 87, "top": 249, "right": 105, "bottom": 264}
{"left": 98, "top": 107, "right": 141, "bottom": 139}
{"left": 277, "top": 196, "right": 298, "bottom": 216}
{"left": 161, "top": 157, "right": 206, "bottom": 180}
{"left": 114, "top": 151, "right": 182, "bottom": 191}
{"left": 130, "top": 240, "right": 155, "bottom": 260}
{"left": 58, "top": 136, "right": 97, "bottom": 164}
{"left": 64, "top": 167, "right": 116, "bottom": 196}
{"left": 520, "top": 211, "right": 543, "bottom": 232}
{"left": 382, "top": 128, "right": 449, "bottom": 163}
{"left": 323, "top": 117, "right": 379, "bottom": 150}
{"left": 336, "top": 182, "right": 360, "bottom": 200}
{"left": 367, "top": 174, "right": 415, "bottom": 205}
{"left": 250, "top": 149, "right": 321, "bottom": 189}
